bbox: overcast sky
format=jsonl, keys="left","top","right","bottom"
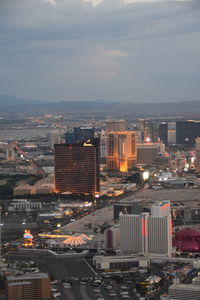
{"left": 0, "top": 0, "right": 200, "bottom": 103}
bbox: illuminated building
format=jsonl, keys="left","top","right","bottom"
{"left": 174, "top": 228, "right": 200, "bottom": 252}
{"left": 195, "top": 137, "right": 200, "bottom": 150}
{"left": 65, "top": 127, "right": 94, "bottom": 144}
{"left": 139, "top": 120, "right": 159, "bottom": 143}
{"left": 100, "top": 130, "right": 107, "bottom": 163}
{"left": 195, "top": 138, "right": 200, "bottom": 172}
{"left": 138, "top": 119, "right": 146, "bottom": 141}
{"left": 146, "top": 121, "right": 159, "bottom": 143}
{"left": 74, "top": 127, "right": 94, "bottom": 143}
{"left": 106, "top": 119, "right": 126, "bottom": 132}
{"left": 6, "top": 273, "right": 50, "bottom": 300}
{"left": 63, "top": 233, "right": 92, "bottom": 247}
{"left": 54, "top": 138, "right": 100, "bottom": 195}
{"left": 159, "top": 122, "right": 168, "bottom": 145}
{"left": 168, "top": 129, "right": 176, "bottom": 144}
{"left": 106, "top": 131, "right": 136, "bottom": 172}
{"left": 120, "top": 200, "right": 172, "bottom": 256}
{"left": 23, "top": 230, "right": 33, "bottom": 247}
{"left": 196, "top": 150, "right": 200, "bottom": 173}
{"left": 176, "top": 120, "right": 200, "bottom": 146}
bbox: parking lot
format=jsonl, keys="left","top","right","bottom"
{"left": 50, "top": 271, "right": 168, "bottom": 300}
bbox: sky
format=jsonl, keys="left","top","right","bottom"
{"left": 0, "top": 0, "right": 200, "bottom": 103}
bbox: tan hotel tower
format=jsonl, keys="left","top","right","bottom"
{"left": 106, "top": 131, "right": 137, "bottom": 172}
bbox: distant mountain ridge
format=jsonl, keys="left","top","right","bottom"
{"left": 0, "top": 94, "right": 46, "bottom": 107}
{"left": 0, "top": 94, "right": 200, "bottom": 117}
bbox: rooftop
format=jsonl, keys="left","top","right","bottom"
{"left": 8, "top": 281, "right": 31, "bottom": 287}
{"left": 7, "top": 273, "right": 49, "bottom": 281}
{"left": 170, "top": 284, "right": 200, "bottom": 291}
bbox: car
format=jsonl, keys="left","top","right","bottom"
{"left": 52, "top": 280, "right": 59, "bottom": 284}
{"left": 106, "top": 285, "right": 112, "bottom": 290}
{"left": 66, "top": 279, "right": 73, "bottom": 284}
{"left": 109, "top": 293, "right": 117, "bottom": 297}
{"left": 53, "top": 292, "right": 61, "bottom": 298}
{"left": 121, "top": 286, "right": 128, "bottom": 289}
{"left": 93, "top": 289, "right": 101, "bottom": 293}
{"left": 91, "top": 282, "right": 100, "bottom": 287}
{"left": 51, "top": 288, "right": 59, "bottom": 292}
{"left": 94, "top": 279, "right": 102, "bottom": 284}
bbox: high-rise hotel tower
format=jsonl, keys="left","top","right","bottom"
{"left": 106, "top": 131, "right": 136, "bottom": 172}
{"left": 54, "top": 138, "right": 100, "bottom": 195}
{"left": 120, "top": 200, "right": 172, "bottom": 257}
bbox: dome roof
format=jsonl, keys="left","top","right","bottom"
{"left": 180, "top": 240, "right": 200, "bottom": 252}
{"left": 175, "top": 228, "right": 200, "bottom": 241}
{"left": 23, "top": 230, "right": 33, "bottom": 239}
{"left": 147, "top": 275, "right": 161, "bottom": 284}
{"left": 63, "top": 234, "right": 92, "bottom": 247}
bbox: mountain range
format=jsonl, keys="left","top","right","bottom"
{"left": 0, "top": 94, "right": 200, "bottom": 117}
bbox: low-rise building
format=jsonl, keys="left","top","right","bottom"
{"left": 93, "top": 255, "right": 149, "bottom": 271}
{"left": 8, "top": 199, "right": 42, "bottom": 212}
{"left": 169, "top": 283, "right": 200, "bottom": 300}
{"left": 6, "top": 273, "right": 50, "bottom": 300}
{"left": 104, "top": 225, "right": 120, "bottom": 249}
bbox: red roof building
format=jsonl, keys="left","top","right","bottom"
{"left": 175, "top": 228, "right": 200, "bottom": 241}
{"left": 174, "top": 228, "right": 200, "bottom": 252}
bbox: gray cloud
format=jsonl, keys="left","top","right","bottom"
{"left": 0, "top": 0, "right": 200, "bottom": 102}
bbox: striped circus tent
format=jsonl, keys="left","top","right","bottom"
{"left": 63, "top": 234, "right": 92, "bottom": 247}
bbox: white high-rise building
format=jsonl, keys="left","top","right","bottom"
{"left": 120, "top": 200, "right": 172, "bottom": 257}
{"left": 49, "top": 131, "right": 61, "bottom": 150}
{"left": 120, "top": 214, "right": 143, "bottom": 254}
